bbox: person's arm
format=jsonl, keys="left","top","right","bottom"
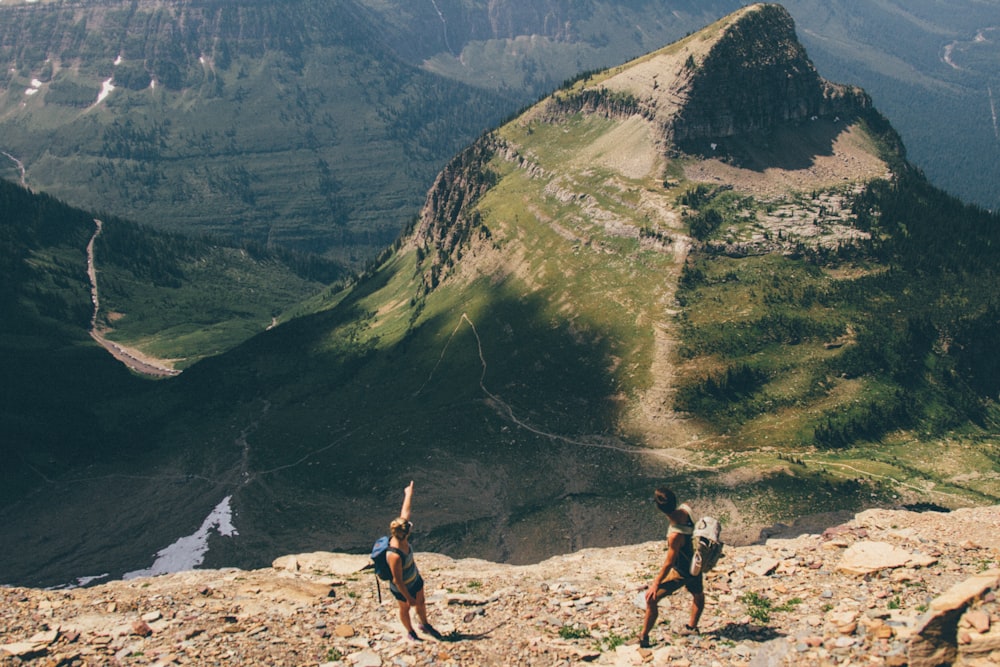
{"left": 645, "top": 532, "right": 682, "bottom": 601}
{"left": 400, "top": 481, "right": 414, "bottom": 522}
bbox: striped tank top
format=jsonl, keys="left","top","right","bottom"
{"left": 388, "top": 546, "right": 419, "bottom": 590}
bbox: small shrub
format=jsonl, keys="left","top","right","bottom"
{"left": 600, "top": 629, "right": 629, "bottom": 651}
{"left": 740, "top": 591, "right": 772, "bottom": 624}
{"left": 559, "top": 625, "right": 591, "bottom": 640}
{"left": 773, "top": 597, "right": 803, "bottom": 613}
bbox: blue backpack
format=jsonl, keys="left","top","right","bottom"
{"left": 370, "top": 536, "right": 393, "bottom": 581}
{"left": 370, "top": 536, "right": 404, "bottom": 603}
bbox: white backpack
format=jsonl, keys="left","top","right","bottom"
{"left": 689, "top": 516, "right": 724, "bottom": 576}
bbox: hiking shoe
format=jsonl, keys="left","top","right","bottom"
{"left": 638, "top": 636, "right": 651, "bottom": 649}
{"left": 676, "top": 624, "right": 699, "bottom": 636}
{"left": 406, "top": 630, "right": 421, "bottom": 642}
{"left": 419, "top": 624, "right": 443, "bottom": 640}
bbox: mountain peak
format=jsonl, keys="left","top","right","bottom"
{"left": 573, "top": 3, "right": 868, "bottom": 143}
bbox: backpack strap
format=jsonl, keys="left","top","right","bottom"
{"left": 666, "top": 503, "right": 696, "bottom": 574}
{"left": 668, "top": 503, "right": 695, "bottom": 535}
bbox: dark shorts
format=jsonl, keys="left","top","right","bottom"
{"left": 389, "top": 575, "right": 425, "bottom": 602}
{"left": 658, "top": 568, "right": 703, "bottom": 595}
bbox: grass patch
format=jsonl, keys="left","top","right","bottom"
{"left": 559, "top": 625, "right": 592, "bottom": 640}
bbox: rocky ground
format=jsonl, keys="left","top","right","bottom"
{"left": 3, "top": 506, "right": 1000, "bottom": 666}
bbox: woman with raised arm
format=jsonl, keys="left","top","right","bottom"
{"left": 386, "top": 481, "right": 442, "bottom": 641}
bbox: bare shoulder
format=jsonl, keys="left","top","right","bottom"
{"left": 667, "top": 530, "right": 686, "bottom": 547}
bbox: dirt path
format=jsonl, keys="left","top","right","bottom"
{"left": 2, "top": 150, "right": 27, "bottom": 186}
{"left": 86, "top": 218, "right": 180, "bottom": 378}
{"left": 420, "top": 313, "right": 722, "bottom": 473}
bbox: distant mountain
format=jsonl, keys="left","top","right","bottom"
{"left": 0, "top": 0, "right": 741, "bottom": 268}
{"left": 370, "top": 0, "right": 1000, "bottom": 213}
{"left": 0, "top": 0, "right": 513, "bottom": 265}
{"left": 1, "top": 0, "right": 995, "bottom": 276}
{"left": 356, "top": 0, "right": 743, "bottom": 89}
{"left": 3, "top": 4, "right": 998, "bottom": 588}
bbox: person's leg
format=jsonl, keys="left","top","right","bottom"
{"left": 396, "top": 599, "right": 416, "bottom": 636}
{"left": 413, "top": 588, "right": 430, "bottom": 626}
{"left": 640, "top": 588, "right": 668, "bottom": 645}
{"left": 412, "top": 586, "right": 443, "bottom": 638}
{"left": 688, "top": 591, "right": 705, "bottom": 630}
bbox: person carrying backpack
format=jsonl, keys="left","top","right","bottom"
{"left": 385, "top": 481, "right": 442, "bottom": 641}
{"left": 638, "top": 487, "right": 705, "bottom": 648}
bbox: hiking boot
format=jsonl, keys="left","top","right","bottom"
{"left": 676, "top": 624, "right": 699, "bottom": 636}
{"left": 419, "top": 624, "right": 443, "bottom": 640}
{"left": 638, "top": 636, "right": 651, "bottom": 649}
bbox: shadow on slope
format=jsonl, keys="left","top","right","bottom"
{"left": 676, "top": 115, "right": 849, "bottom": 172}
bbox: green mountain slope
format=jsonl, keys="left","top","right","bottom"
{"left": 0, "top": 0, "right": 511, "bottom": 265}
{"left": 3, "top": 4, "right": 999, "bottom": 588}
{"left": 0, "top": 181, "right": 154, "bottom": 505}
{"left": 0, "top": 178, "right": 336, "bottom": 505}
{"left": 92, "top": 219, "right": 342, "bottom": 369}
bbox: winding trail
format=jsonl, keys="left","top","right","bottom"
{"left": 2, "top": 150, "right": 27, "bottom": 186}
{"left": 428, "top": 0, "right": 454, "bottom": 56}
{"left": 418, "top": 312, "right": 980, "bottom": 498}
{"left": 800, "top": 458, "right": 969, "bottom": 503}
{"left": 989, "top": 85, "right": 999, "bottom": 141}
{"left": 86, "top": 218, "right": 180, "bottom": 377}
{"left": 420, "top": 312, "right": 721, "bottom": 471}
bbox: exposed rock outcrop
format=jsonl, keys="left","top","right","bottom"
{"left": 2, "top": 505, "right": 998, "bottom": 666}
{"left": 671, "top": 4, "right": 869, "bottom": 142}
{"left": 583, "top": 4, "right": 869, "bottom": 146}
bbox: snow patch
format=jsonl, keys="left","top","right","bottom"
{"left": 75, "top": 573, "right": 110, "bottom": 586}
{"left": 96, "top": 77, "right": 114, "bottom": 104}
{"left": 122, "top": 496, "right": 238, "bottom": 580}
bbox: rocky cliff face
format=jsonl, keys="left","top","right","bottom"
{"left": 672, "top": 4, "right": 869, "bottom": 142}
{"left": 2, "top": 506, "right": 998, "bottom": 666}
{"left": 588, "top": 3, "right": 870, "bottom": 146}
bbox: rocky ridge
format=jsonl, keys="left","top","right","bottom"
{"left": 593, "top": 4, "right": 868, "bottom": 145}
{"left": 3, "top": 505, "right": 999, "bottom": 666}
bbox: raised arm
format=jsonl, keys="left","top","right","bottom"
{"left": 399, "top": 481, "right": 414, "bottom": 521}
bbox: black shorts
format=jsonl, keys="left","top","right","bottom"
{"left": 389, "top": 575, "right": 425, "bottom": 602}
{"left": 658, "top": 569, "right": 703, "bottom": 595}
